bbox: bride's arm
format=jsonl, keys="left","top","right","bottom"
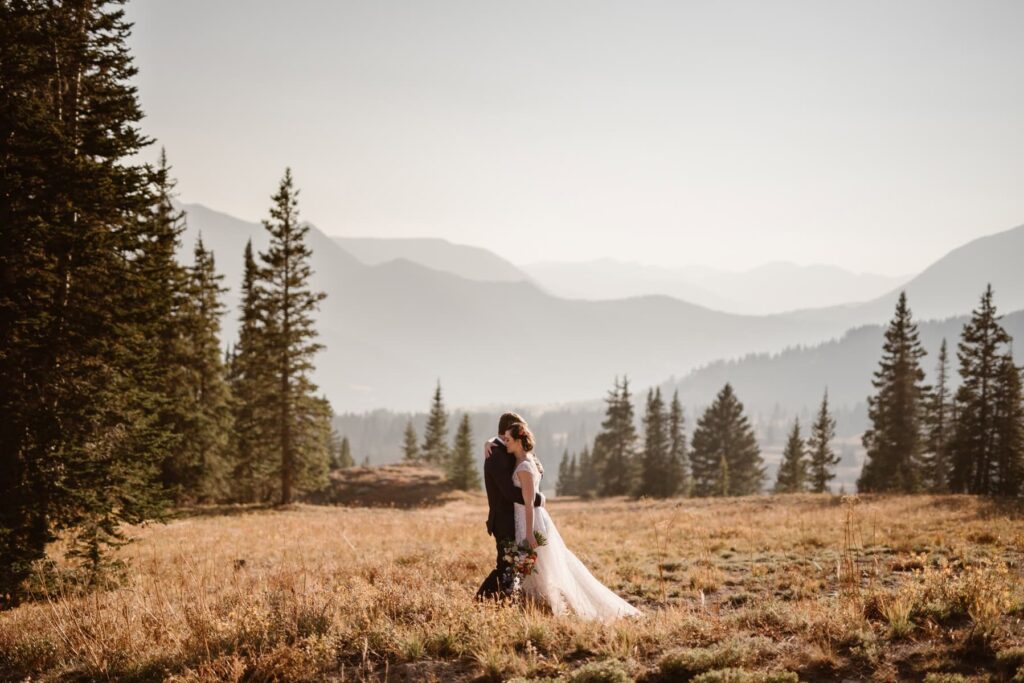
{"left": 520, "top": 468, "right": 538, "bottom": 550}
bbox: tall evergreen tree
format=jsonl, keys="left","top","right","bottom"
{"left": 639, "top": 388, "right": 673, "bottom": 497}
{"left": 0, "top": 1, "right": 175, "bottom": 603}
{"left": 923, "top": 339, "right": 953, "bottom": 492}
{"left": 255, "top": 169, "right": 328, "bottom": 505}
{"left": 422, "top": 382, "right": 450, "bottom": 465}
{"left": 557, "top": 450, "right": 573, "bottom": 496}
{"left": 229, "top": 240, "right": 276, "bottom": 502}
{"left": 596, "top": 377, "right": 639, "bottom": 496}
{"left": 992, "top": 353, "right": 1024, "bottom": 497}
{"left": 806, "top": 389, "right": 839, "bottom": 493}
{"left": 774, "top": 419, "right": 807, "bottom": 493}
{"left": 402, "top": 420, "right": 421, "bottom": 462}
{"left": 949, "top": 286, "right": 1012, "bottom": 494}
{"left": 858, "top": 292, "right": 928, "bottom": 493}
{"left": 172, "top": 237, "right": 234, "bottom": 501}
{"left": 668, "top": 390, "right": 689, "bottom": 496}
{"left": 330, "top": 432, "right": 354, "bottom": 470}
{"left": 141, "top": 150, "right": 191, "bottom": 493}
{"left": 689, "top": 384, "right": 764, "bottom": 496}
{"left": 448, "top": 414, "right": 481, "bottom": 490}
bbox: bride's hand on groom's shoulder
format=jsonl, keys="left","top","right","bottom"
{"left": 483, "top": 440, "right": 494, "bottom": 459}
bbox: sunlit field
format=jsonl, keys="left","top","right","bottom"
{"left": 2, "top": 494, "right": 1024, "bottom": 682}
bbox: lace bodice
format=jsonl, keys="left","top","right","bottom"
{"left": 512, "top": 457, "right": 542, "bottom": 489}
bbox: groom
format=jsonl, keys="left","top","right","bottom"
{"left": 475, "top": 411, "right": 545, "bottom": 600}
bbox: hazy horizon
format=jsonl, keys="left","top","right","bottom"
{"left": 128, "top": 0, "right": 1024, "bottom": 277}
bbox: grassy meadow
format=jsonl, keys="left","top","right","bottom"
{"left": 2, "top": 492, "right": 1024, "bottom": 682}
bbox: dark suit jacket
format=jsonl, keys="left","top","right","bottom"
{"left": 483, "top": 437, "right": 543, "bottom": 539}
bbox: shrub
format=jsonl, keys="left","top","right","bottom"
{"left": 569, "top": 659, "right": 632, "bottom": 683}
{"left": 922, "top": 674, "right": 971, "bottom": 683}
{"left": 691, "top": 668, "right": 799, "bottom": 683}
{"left": 878, "top": 591, "right": 916, "bottom": 639}
{"left": 657, "top": 637, "right": 769, "bottom": 680}
{"left": 0, "top": 635, "right": 59, "bottom": 680}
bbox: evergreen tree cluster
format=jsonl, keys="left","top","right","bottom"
{"left": 772, "top": 391, "right": 839, "bottom": 494}
{"left": 0, "top": 1, "right": 338, "bottom": 605}
{"left": 401, "top": 382, "right": 480, "bottom": 491}
{"left": 558, "top": 378, "right": 773, "bottom": 499}
{"left": 859, "top": 287, "right": 1024, "bottom": 495}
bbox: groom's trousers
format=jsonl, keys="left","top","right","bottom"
{"left": 475, "top": 535, "right": 514, "bottom": 600}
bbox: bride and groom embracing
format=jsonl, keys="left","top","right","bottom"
{"left": 475, "top": 412, "right": 641, "bottom": 621}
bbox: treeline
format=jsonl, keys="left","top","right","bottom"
{"left": 858, "top": 289, "right": 1024, "bottom": 495}
{"left": 401, "top": 383, "right": 481, "bottom": 491}
{"left": 0, "top": 2, "right": 339, "bottom": 606}
{"left": 557, "top": 378, "right": 784, "bottom": 498}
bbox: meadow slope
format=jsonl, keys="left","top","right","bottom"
{"left": 2, "top": 495, "right": 1024, "bottom": 682}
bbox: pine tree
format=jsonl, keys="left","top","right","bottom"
{"left": 229, "top": 240, "right": 276, "bottom": 502}
{"left": 330, "top": 433, "right": 354, "bottom": 470}
{"left": 1, "top": 1, "right": 170, "bottom": 601}
{"left": 597, "top": 377, "right": 639, "bottom": 496}
{"left": 448, "top": 414, "right": 481, "bottom": 490}
{"left": 255, "top": 169, "right": 328, "bottom": 505}
{"left": 689, "top": 384, "right": 764, "bottom": 496}
{"left": 639, "top": 388, "right": 672, "bottom": 497}
{"left": 922, "top": 340, "right": 953, "bottom": 492}
{"left": 422, "top": 382, "right": 450, "bottom": 465}
{"left": 949, "top": 286, "right": 1012, "bottom": 494}
{"left": 858, "top": 292, "right": 928, "bottom": 493}
{"left": 402, "top": 420, "right": 420, "bottom": 462}
{"left": 668, "top": 390, "right": 689, "bottom": 496}
{"left": 774, "top": 419, "right": 807, "bottom": 493}
{"left": 557, "top": 450, "right": 572, "bottom": 496}
{"left": 143, "top": 149, "right": 191, "bottom": 490}
{"left": 806, "top": 389, "right": 839, "bottom": 493}
{"left": 992, "top": 354, "right": 1024, "bottom": 497}
{"left": 174, "top": 237, "right": 234, "bottom": 501}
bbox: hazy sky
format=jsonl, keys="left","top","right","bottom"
{"left": 126, "top": 0, "right": 1024, "bottom": 275}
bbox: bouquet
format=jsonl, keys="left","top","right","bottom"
{"left": 501, "top": 531, "right": 548, "bottom": 598}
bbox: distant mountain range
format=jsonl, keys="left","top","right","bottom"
{"left": 522, "top": 260, "right": 910, "bottom": 315}
{"left": 179, "top": 201, "right": 1023, "bottom": 417}
{"left": 180, "top": 201, "right": 842, "bottom": 412}
{"left": 790, "top": 224, "right": 1024, "bottom": 327}
{"left": 333, "top": 236, "right": 533, "bottom": 284}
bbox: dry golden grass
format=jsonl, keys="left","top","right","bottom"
{"left": 2, "top": 494, "right": 1024, "bottom": 682}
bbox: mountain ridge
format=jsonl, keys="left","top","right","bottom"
{"left": 178, "top": 201, "right": 1024, "bottom": 414}
{"left": 333, "top": 235, "right": 534, "bottom": 285}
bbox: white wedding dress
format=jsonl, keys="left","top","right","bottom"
{"left": 512, "top": 458, "right": 641, "bottom": 621}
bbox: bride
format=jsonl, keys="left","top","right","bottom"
{"left": 503, "top": 422, "right": 641, "bottom": 620}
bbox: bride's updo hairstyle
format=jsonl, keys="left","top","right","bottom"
{"left": 508, "top": 422, "right": 544, "bottom": 474}
{"left": 508, "top": 422, "right": 535, "bottom": 452}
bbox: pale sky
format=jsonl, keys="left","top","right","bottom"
{"left": 126, "top": 0, "right": 1024, "bottom": 276}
